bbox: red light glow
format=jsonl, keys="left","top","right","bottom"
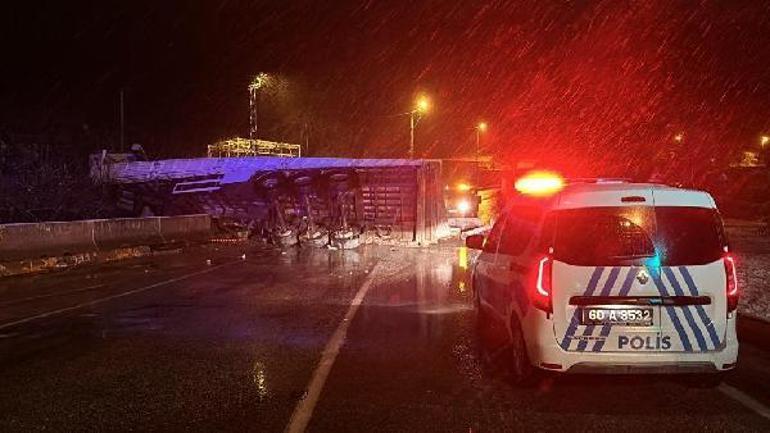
{"left": 514, "top": 171, "right": 565, "bottom": 196}
{"left": 725, "top": 254, "right": 738, "bottom": 313}
{"left": 533, "top": 255, "right": 553, "bottom": 313}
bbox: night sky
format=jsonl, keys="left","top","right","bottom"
{"left": 3, "top": 0, "right": 770, "bottom": 173}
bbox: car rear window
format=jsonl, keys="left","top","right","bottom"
{"left": 551, "top": 206, "right": 724, "bottom": 266}
{"left": 654, "top": 207, "right": 725, "bottom": 265}
{"left": 552, "top": 207, "right": 656, "bottom": 266}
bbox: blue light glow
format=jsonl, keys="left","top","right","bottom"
{"left": 645, "top": 254, "right": 661, "bottom": 269}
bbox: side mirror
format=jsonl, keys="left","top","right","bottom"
{"left": 465, "top": 234, "right": 485, "bottom": 250}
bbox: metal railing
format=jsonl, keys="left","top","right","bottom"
{"left": 207, "top": 138, "right": 302, "bottom": 158}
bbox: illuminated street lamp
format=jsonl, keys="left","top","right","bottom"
{"left": 673, "top": 132, "right": 684, "bottom": 143}
{"left": 409, "top": 95, "right": 430, "bottom": 158}
{"left": 761, "top": 135, "right": 769, "bottom": 148}
{"left": 475, "top": 122, "right": 488, "bottom": 184}
{"left": 415, "top": 95, "right": 430, "bottom": 114}
{"left": 249, "top": 73, "right": 271, "bottom": 139}
{"left": 476, "top": 121, "right": 488, "bottom": 148}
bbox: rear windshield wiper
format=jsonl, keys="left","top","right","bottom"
{"left": 608, "top": 253, "right": 655, "bottom": 260}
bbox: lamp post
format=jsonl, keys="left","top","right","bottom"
{"left": 475, "top": 122, "right": 488, "bottom": 185}
{"left": 248, "top": 73, "right": 270, "bottom": 139}
{"left": 409, "top": 95, "right": 430, "bottom": 159}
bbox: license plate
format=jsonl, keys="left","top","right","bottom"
{"left": 581, "top": 308, "right": 653, "bottom": 326}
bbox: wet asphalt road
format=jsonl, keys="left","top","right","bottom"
{"left": 1, "top": 242, "right": 769, "bottom": 432}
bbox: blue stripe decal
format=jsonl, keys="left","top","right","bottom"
{"left": 592, "top": 267, "right": 639, "bottom": 352}
{"left": 663, "top": 268, "right": 708, "bottom": 352}
{"left": 577, "top": 267, "right": 620, "bottom": 351}
{"left": 560, "top": 267, "right": 604, "bottom": 350}
{"left": 599, "top": 267, "right": 623, "bottom": 297}
{"left": 618, "top": 267, "right": 639, "bottom": 297}
{"left": 650, "top": 267, "right": 693, "bottom": 352}
{"left": 575, "top": 325, "right": 596, "bottom": 351}
{"left": 678, "top": 266, "right": 721, "bottom": 349}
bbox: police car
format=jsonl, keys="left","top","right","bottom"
{"left": 466, "top": 172, "right": 738, "bottom": 384}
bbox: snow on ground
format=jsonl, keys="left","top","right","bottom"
{"left": 725, "top": 219, "right": 770, "bottom": 322}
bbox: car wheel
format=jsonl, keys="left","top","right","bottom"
{"left": 507, "top": 314, "right": 536, "bottom": 387}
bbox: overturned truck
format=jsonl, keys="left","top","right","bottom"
{"left": 91, "top": 155, "right": 447, "bottom": 247}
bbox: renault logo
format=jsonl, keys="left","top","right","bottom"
{"left": 636, "top": 269, "right": 650, "bottom": 285}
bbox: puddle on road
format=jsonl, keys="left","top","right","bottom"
{"left": 365, "top": 246, "right": 473, "bottom": 311}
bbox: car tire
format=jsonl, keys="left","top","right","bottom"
{"left": 507, "top": 314, "right": 537, "bottom": 387}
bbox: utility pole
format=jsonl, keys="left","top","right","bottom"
{"left": 408, "top": 95, "right": 430, "bottom": 159}
{"left": 475, "top": 128, "right": 480, "bottom": 185}
{"left": 249, "top": 86, "right": 259, "bottom": 139}
{"left": 409, "top": 113, "right": 416, "bottom": 159}
{"left": 475, "top": 122, "right": 488, "bottom": 186}
{"left": 249, "top": 73, "right": 269, "bottom": 139}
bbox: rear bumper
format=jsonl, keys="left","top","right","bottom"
{"left": 524, "top": 311, "right": 739, "bottom": 374}
{"left": 565, "top": 361, "right": 720, "bottom": 374}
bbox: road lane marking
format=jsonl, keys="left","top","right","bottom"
{"left": 0, "top": 261, "right": 238, "bottom": 332}
{"left": 0, "top": 283, "right": 106, "bottom": 307}
{"left": 719, "top": 383, "right": 770, "bottom": 421}
{"left": 284, "top": 261, "right": 380, "bottom": 433}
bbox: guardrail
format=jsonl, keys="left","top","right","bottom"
{"left": 0, "top": 215, "right": 211, "bottom": 261}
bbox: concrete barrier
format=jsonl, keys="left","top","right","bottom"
{"left": 0, "top": 215, "right": 211, "bottom": 261}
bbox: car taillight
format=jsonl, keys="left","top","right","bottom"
{"left": 724, "top": 254, "right": 738, "bottom": 313}
{"left": 534, "top": 255, "right": 552, "bottom": 313}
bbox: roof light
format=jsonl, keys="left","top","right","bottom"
{"left": 514, "top": 171, "right": 565, "bottom": 196}
{"left": 456, "top": 182, "right": 472, "bottom": 192}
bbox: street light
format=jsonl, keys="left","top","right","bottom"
{"left": 761, "top": 135, "right": 769, "bottom": 148}
{"left": 673, "top": 132, "right": 684, "bottom": 143}
{"left": 248, "top": 73, "right": 271, "bottom": 139}
{"left": 416, "top": 95, "right": 430, "bottom": 114}
{"left": 475, "top": 122, "right": 488, "bottom": 184}
{"left": 409, "top": 95, "right": 430, "bottom": 158}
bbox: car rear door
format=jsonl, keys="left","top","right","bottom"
{"left": 550, "top": 203, "right": 728, "bottom": 353}
{"left": 550, "top": 202, "right": 665, "bottom": 353}
{"left": 649, "top": 207, "right": 728, "bottom": 353}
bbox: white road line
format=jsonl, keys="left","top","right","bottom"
{"left": 0, "top": 283, "right": 106, "bottom": 307}
{"left": 0, "top": 261, "right": 237, "bottom": 332}
{"left": 719, "top": 383, "right": 770, "bottom": 421}
{"left": 284, "top": 262, "right": 380, "bottom": 433}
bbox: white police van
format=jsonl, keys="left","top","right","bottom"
{"left": 466, "top": 173, "right": 738, "bottom": 384}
